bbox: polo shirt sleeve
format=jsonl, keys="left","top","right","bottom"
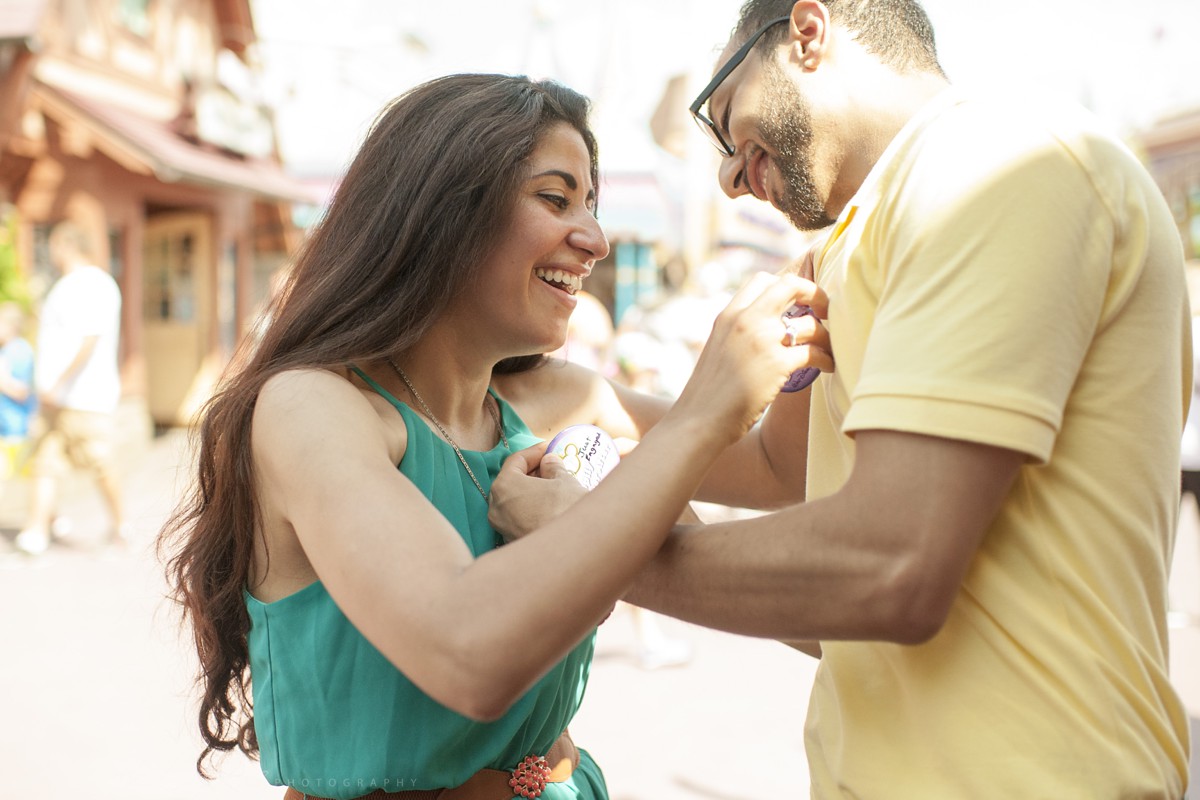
{"left": 841, "top": 109, "right": 1116, "bottom": 464}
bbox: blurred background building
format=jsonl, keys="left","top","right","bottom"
{"left": 0, "top": 0, "right": 312, "bottom": 434}
{"left": 1143, "top": 108, "right": 1200, "bottom": 262}
{"left": 0, "top": 0, "right": 1198, "bottom": 434}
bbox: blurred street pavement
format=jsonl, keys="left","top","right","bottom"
{"left": 0, "top": 427, "right": 1197, "bottom": 798}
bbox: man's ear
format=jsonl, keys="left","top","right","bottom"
{"left": 786, "top": 0, "right": 830, "bottom": 71}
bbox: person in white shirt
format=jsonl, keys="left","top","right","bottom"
{"left": 15, "top": 221, "right": 123, "bottom": 555}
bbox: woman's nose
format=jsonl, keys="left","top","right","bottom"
{"left": 572, "top": 213, "right": 610, "bottom": 261}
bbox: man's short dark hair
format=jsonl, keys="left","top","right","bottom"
{"left": 734, "top": 0, "right": 945, "bottom": 77}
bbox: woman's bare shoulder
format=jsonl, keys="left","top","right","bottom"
{"left": 254, "top": 366, "right": 405, "bottom": 462}
{"left": 492, "top": 358, "right": 607, "bottom": 437}
{"left": 258, "top": 366, "right": 357, "bottom": 406}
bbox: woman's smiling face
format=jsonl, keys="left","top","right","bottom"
{"left": 447, "top": 122, "right": 609, "bottom": 358}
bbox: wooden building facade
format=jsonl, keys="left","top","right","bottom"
{"left": 1141, "top": 107, "right": 1200, "bottom": 263}
{"left": 0, "top": 0, "right": 312, "bottom": 427}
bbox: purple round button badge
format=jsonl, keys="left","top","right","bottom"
{"left": 545, "top": 424, "right": 620, "bottom": 490}
{"left": 780, "top": 304, "right": 820, "bottom": 393}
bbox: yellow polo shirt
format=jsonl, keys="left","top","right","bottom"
{"left": 804, "top": 88, "right": 1191, "bottom": 798}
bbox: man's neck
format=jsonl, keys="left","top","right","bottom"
{"left": 829, "top": 73, "right": 951, "bottom": 217}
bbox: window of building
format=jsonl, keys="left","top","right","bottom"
{"left": 218, "top": 241, "right": 238, "bottom": 355}
{"left": 109, "top": 228, "right": 124, "bottom": 285}
{"left": 30, "top": 223, "right": 54, "bottom": 298}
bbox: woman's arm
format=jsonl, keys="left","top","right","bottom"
{"left": 257, "top": 272, "right": 819, "bottom": 721}
{"left": 503, "top": 333, "right": 824, "bottom": 510}
{"left": 501, "top": 262, "right": 829, "bottom": 511}
{"left": 598, "top": 377, "right": 815, "bottom": 509}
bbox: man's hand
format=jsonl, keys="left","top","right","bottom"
{"left": 488, "top": 443, "right": 589, "bottom": 543}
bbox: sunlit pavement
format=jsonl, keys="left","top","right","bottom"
{"left": 0, "top": 429, "right": 1195, "bottom": 799}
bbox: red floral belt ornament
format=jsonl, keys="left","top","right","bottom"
{"left": 508, "top": 754, "right": 551, "bottom": 798}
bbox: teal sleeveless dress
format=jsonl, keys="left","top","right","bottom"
{"left": 244, "top": 372, "right": 607, "bottom": 800}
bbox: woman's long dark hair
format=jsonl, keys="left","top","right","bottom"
{"left": 158, "top": 73, "right": 599, "bottom": 776}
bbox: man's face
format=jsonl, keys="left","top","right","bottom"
{"left": 756, "top": 56, "right": 833, "bottom": 231}
{"left": 709, "top": 44, "right": 835, "bottom": 231}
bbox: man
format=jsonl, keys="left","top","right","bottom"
{"left": 492, "top": 1, "right": 1191, "bottom": 797}
{"left": 619, "top": 1, "right": 1193, "bottom": 795}
{"left": 15, "top": 221, "right": 124, "bottom": 555}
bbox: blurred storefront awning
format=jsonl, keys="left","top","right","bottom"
{"left": 0, "top": 0, "right": 46, "bottom": 42}
{"left": 32, "top": 83, "right": 319, "bottom": 204}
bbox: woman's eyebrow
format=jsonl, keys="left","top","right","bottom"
{"left": 532, "top": 169, "right": 578, "bottom": 190}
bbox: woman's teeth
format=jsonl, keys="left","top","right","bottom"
{"left": 534, "top": 268, "right": 582, "bottom": 295}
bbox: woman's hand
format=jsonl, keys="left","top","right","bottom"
{"left": 489, "top": 443, "right": 589, "bottom": 543}
{"left": 671, "top": 272, "right": 832, "bottom": 447}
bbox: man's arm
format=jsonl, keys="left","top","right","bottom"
{"left": 780, "top": 639, "right": 823, "bottom": 659}
{"left": 42, "top": 334, "right": 99, "bottom": 402}
{"left": 625, "top": 429, "right": 1024, "bottom": 643}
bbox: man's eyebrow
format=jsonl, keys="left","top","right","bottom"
{"left": 532, "top": 169, "right": 577, "bottom": 190}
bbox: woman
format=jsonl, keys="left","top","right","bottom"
{"left": 160, "top": 73, "right": 826, "bottom": 800}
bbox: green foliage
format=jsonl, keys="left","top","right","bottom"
{"left": 0, "top": 205, "right": 31, "bottom": 311}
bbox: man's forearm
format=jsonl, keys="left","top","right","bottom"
{"left": 624, "top": 431, "right": 1021, "bottom": 645}
{"left": 621, "top": 510, "right": 865, "bottom": 641}
{"left": 781, "top": 639, "right": 823, "bottom": 659}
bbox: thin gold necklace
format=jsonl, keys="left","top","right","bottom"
{"left": 387, "top": 358, "right": 509, "bottom": 501}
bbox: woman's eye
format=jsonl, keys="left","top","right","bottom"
{"left": 539, "top": 193, "right": 569, "bottom": 209}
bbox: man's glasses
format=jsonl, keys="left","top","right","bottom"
{"left": 689, "top": 16, "right": 790, "bottom": 157}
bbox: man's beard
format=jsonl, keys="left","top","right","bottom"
{"left": 758, "top": 59, "right": 835, "bottom": 231}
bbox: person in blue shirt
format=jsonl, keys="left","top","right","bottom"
{"left": 0, "top": 302, "right": 35, "bottom": 485}
{"left": 0, "top": 302, "right": 35, "bottom": 438}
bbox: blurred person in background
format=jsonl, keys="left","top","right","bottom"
{"left": 493, "top": 0, "right": 1192, "bottom": 796}
{"left": 159, "top": 73, "right": 825, "bottom": 800}
{"left": 15, "top": 221, "right": 123, "bottom": 555}
{"left": 550, "top": 289, "right": 616, "bottom": 376}
{"left": 0, "top": 302, "right": 36, "bottom": 487}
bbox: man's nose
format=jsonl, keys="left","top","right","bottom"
{"left": 718, "top": 154, "right": 751, "bottom": 200}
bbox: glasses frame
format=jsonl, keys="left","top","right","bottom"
{"left": 689, "top": 15, "right": 791, "bottom": 157}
